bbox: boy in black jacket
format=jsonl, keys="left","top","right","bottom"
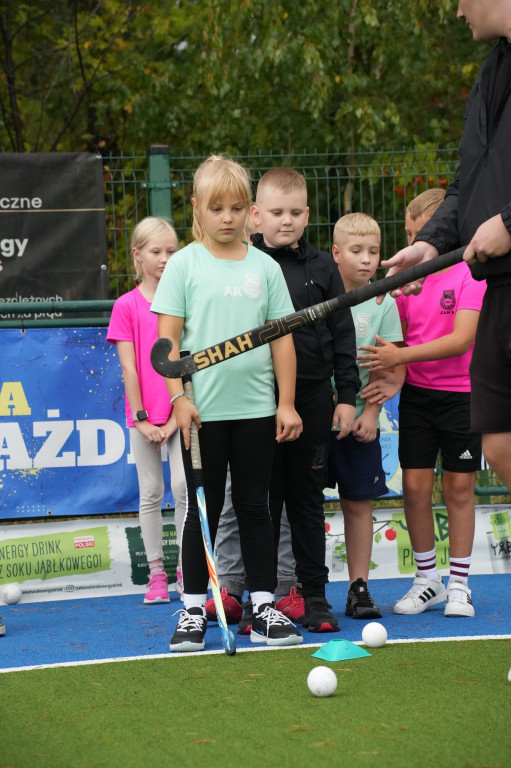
{"left": 251, "top": 168, "right": 360, "bottom": 631}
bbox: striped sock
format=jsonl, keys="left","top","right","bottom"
{"left": 449, "top": 555, "right": 471, "bottom": 586}
{"left": 413, "top": 548, "right": 440, "bottom": 581}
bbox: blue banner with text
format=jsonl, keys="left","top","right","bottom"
{"left": 0, "top": 328, "right": 174, "bottom": 520}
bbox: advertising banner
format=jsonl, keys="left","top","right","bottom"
{"left": 0, "top": 328, "right": 175, "bottom": 520}
{"left": 0, "top": 153, "right": 109, "bottom": 319}
{"left": 0, "top": 505, "right": 506, "bottom": 603}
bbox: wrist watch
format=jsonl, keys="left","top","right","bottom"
{"left": 133, "top": 410, "right": 149, "bottom": 422}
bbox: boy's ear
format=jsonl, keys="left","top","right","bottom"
{"left": 331, "top": 243, "right": 341, "bottom": 263}
{"left": 250, "top": 203, "right": 260, "bottom": 225}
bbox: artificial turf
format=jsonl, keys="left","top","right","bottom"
{"left": 2, "top": 639, "right": 510, "bottom": 768}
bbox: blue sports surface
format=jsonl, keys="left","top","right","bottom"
{"left": 1, "top": 574, "right": 509, "bottom": 672}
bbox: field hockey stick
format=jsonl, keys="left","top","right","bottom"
{"left": 151, "top": 246, "right": 465, "bottom": 379}
{"left": 181, "top": 362, "right": 236, "bottom": 656}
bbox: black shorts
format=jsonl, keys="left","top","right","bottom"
{"left": 398, "top": 383, "right": 481, "bottom": 473}
{"left": 470, "top": 282, "right": 511, "bottom": 433}
{"left": 327, "top": 431, "right": 388, "bottom": 501}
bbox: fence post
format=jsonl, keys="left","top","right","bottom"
{"left": 146, "top": 145, "right": 173, "bottom": 220}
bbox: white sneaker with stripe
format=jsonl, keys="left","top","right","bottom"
{"left": 444, "top": 580, "right": 475, "bottom": 617}
{"left": 394, "top": 573, "right": 447, "bottom": 615}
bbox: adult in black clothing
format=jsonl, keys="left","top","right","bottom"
{"left": 251, "top": 167, "right": 360, "bottom": 632}
{"left": 381, "top": 1, "right": 511, "bottom": 494}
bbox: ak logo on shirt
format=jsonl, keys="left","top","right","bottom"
{"left": 224, "top": 273, "right": 261, "bottom": 300}
{"left": 355, "top": 312, "right": 371, "bottom": 336}
{"left": 440, "top": 289, "right": 456, "bottom": 313}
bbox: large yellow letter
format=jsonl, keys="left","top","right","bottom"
{"left": 0, "top": 382, "right": 31, "bottom": 416}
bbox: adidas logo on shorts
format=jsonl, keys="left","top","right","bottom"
{"left": 459, "top": 450, "right": 473, "bottom": 460}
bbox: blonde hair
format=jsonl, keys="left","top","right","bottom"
{"left": 256, "top": 167, "right": 307, "bottom": 199}
{"left": 131, "top": 217, "right": 178, "bottom": 280}
{"left": 333, "top": 212, "right": 381, "bottom": 246}
{"left": 192, "top": 155, "right": 252, "bottom": 242}
{"left": 406, "top": 188, "right": 446, "bottom": 220}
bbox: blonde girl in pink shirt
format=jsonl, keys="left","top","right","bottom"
{"left": 107, "top": 217, "right": 186, "bottom": 604}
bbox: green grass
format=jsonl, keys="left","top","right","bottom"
{"left": 2, "top": 640, "right": 510, "bottom": 768}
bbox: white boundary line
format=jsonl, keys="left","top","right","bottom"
{"left": 1, "top": 634, "right": 510, "bottom": 674}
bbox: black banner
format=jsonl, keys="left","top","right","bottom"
{"left": 0, "top": 153, "right": 109, "bottom": 318}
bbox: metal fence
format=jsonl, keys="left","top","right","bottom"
{"left": 104, "top": 145, "right": 460, "bottom": 298}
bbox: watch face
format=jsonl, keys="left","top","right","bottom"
{"left": 135, "top": 410, "right": 148, "bottom": 421}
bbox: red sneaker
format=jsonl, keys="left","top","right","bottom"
{"left": 276, "top": 587, "right": 305, "bottom": 623}
{"left": 205, "top": 587, "right": 242, "bottom": 624}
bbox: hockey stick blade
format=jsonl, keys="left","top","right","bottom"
{"left": 151, "top": 246, "right": 465, "bottom": 379}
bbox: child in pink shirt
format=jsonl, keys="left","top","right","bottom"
{"left": 107, "top": 217, "right": 186, "bottom": 604}
{"left": 358, "top": 189, "right": 486, "bottom": 618}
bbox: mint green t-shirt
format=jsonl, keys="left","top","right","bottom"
{"left": 151, "top": 242, "right": 294, "bottom": 421}
{"left": 351, "top": 293, "right": 403, "bottom": 420}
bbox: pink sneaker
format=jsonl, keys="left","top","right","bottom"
{"left": 205, "top": 587, "right": 242, "bottom": 623}
{"left": 144, "top": 572, "right": 170, "bottom": 604}
{"left": 276, "top": 587, "right": 305, "bottom": 622}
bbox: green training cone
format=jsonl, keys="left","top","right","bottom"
{"left": 311, "top": 639, "right": 372, "bottom": 662}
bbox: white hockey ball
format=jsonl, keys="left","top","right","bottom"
{"left": 307, "top": 665, "right": 338, "bottom": 697}
{"left": 362, "top": 621, "right": 387, "bottom": 648}
{"left": 2, "top": 583, "right": 22, "bottom": 604}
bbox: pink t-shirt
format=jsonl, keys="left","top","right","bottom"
{"left": 396, "top": 261, "right": 486, "bottom": 392}
{"left": 107, "top": 285, "right": 172, "bottom": 427}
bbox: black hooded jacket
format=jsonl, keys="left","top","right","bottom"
{"left": 417, "top": 38, "right": 511, "bottom": 286}
{"left": 251, "top": 232, "right": 360, "bottom": 407}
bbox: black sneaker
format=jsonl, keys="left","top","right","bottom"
{"left": 250, "top": 603, "right": 303, "bottom": 646}
{"left": 302, "top": 596, "right": 340, "bottom": 632}
{"left": 237, "top": 600, "right": 254, "bottom": 635}
{"left": 170, "top": 607, "right": 207, "bottom": 652}
{"left": 345, "top": 578, "right": 382, "bottom": 619}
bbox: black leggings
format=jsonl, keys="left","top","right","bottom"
{"left": 270, "top": 379, "right": 333, "bottom": 593}
{"left": 180, "top": 416, "right": 276, "bottom": 595}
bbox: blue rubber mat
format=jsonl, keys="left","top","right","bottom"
{"left": 1, "top": 573, "right": 510, "bottom": 671}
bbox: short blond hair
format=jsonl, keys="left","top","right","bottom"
{"left": 192, "top": 155, "right": 252, "bottom": 241}
{"left": 333, "top": 212, "right": 381, "bottom": 247}
{"left": 131, "top": 217, "right": 178, "bottom": 280}
{"left": 406, "top": 188, "right": 446, "bottom": 220}
{"left": 256, "top": 167, "right": 307, "bottom": 200}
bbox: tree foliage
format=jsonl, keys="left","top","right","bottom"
{"left": 0, "top": 0, "right": 489, "bottom": 154}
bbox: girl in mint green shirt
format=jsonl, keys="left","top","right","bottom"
{"left": 151, "top": 155, "right": 303, "bottom": 652}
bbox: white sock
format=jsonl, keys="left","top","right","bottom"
{"left": 183, "top": 593, "right": 207, "bottom": 616}
{"left": 251, "top": 591, "right": 274, "bottom": 614}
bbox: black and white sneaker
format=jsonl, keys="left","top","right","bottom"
{"left": 0, "top": 616, "right": 5, "bottom": 636}
{"left": 345, "top": 578, "right": 382, "bottom": 619}
{"left": 394, "top": 573, "right": 447, "bottom": 615}
{"left": 250, "top": 603, "right": 303, "bottom": 646}
{"left": 302, "top": 596, "right": 340, "bottom": 632}
{"left": 170, "top": 607, "right": 207, "bottom": 652}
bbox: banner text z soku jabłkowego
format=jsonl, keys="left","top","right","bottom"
{"left": 0, "top": 153, "right": 109, "bottom": 316}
